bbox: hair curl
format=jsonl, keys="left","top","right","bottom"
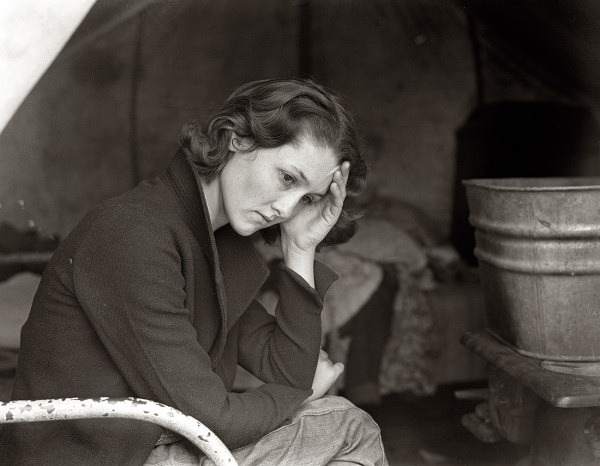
{"left": 180, "top": 78, "right": 367, "bottom": 249}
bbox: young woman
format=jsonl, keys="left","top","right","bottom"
{"left": 0, "top": 78, "right": 388, "bottom": 465}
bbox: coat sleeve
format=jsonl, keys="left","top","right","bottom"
{"left": 236, "top": 261, "right": 338, "bottom": 388}
{"left": 70, "top": 211, "right": 313, "bottom": 449}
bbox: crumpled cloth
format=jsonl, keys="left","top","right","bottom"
{"left": 334, "top": 218, "right": 428, "bottom": 273}
{"left": 379, "top": 266, "right": 438, "bottom": 396}
{"left": 317, "top": 248, "right": 383, "bottom": 335}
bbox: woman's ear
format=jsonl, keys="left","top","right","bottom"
{"left": 229, "top": 132, "right": 253, "bottom": 152}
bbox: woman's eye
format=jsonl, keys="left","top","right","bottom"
{"left": 301, "top": 195, "right": 313, "bottom": 204}
{"left": 281, "top": 171, "right": 294, "bottom": 185}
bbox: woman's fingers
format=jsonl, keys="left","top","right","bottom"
{"left": 333, "top": 362, "right": 345, "bottom": 378}
{"left": 340, "top": 161, "right": 350, "bottom": 196}
{"left": 329, "top": 179, "right": 343, "bottom": 210}
{"left": 334, "top": 161, "right": 349, "bottom": 201}
{"left": 279, "top": 161, "right": 350, "bottom": 251}
{"left": 328, "top": 163, "right": 348, "bottom": 207}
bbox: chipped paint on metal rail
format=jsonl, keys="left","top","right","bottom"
{"left": 0, "top": 397, "right": 236, "bottom": 465}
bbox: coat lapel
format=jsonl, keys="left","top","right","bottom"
{"left": 215, "top": 226, "right": 269, "bottom": 331}
{"left": 162, "top": 150, "right": 216, "bottom": 265}
{"left": 161, "top": 151, "right": 269, "bottom": 363}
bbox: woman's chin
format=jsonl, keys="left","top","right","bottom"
{"left": 230, "top": 220, "right": 260, "bottom": 237}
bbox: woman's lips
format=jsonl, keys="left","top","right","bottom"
{"left": 257, "top": 212, "right": 272, "bottom": 224}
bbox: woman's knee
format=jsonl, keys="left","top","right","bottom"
{"left": 316, "top": 396, "right": 387, "bottom": 465}
{"left": 249, "top": 395, "right": 387, "bottom": 465}
{"left": 296, "top": 395, "right": 382, "bottom": 438}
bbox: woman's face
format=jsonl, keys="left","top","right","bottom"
{"left": 219, "top": 135, "right": 338, "bottom": 236}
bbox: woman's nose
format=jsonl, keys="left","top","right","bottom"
{"left": 272, "top": 194, "right": 299, "bottom": 219}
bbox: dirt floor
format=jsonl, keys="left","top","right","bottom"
{"left": 365, "top": 382, "right": 528, "bottom": 465}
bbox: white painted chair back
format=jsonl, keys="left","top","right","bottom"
{"left": 0, "top": 397, "right": 237, "bottom": 466}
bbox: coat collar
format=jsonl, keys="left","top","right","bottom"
{"left": 162, "top": 150, "right": 215, "bottom": 264}
{"left": 161, "top": 151, "right": 269, "bottom": 352}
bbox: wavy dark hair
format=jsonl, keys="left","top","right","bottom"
{"left": 180, "top": 78, "right": 367, "bottom": 248}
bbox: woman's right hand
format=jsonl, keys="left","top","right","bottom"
{"left": 280, "top": 162, "right": 350, "bottom": 256}
{"left": 305, "top": 349, "right": 344, "bottom": 403}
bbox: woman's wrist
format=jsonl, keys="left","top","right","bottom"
{"left": 281, "top": 240, "right": 316, "bottom": 288}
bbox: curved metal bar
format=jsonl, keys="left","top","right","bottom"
{"left": 0, "top": 397, "right": 237, "bottom": 466}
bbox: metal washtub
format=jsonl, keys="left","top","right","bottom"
{"left": 464, "top": 177, "right": 600, "bottom": 361}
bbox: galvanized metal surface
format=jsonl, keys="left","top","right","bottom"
{"left": 461, "top": 332, "right": 600, "bottom": 408}
{"left": 0, "top": 397, "right": 237, "bottom": 466}
{"left": 464, "top": 177, "right": 600, "bottom": 360}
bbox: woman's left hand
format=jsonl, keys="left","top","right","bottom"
{"left": 280, "top": 161, "right": 350, "bottom": 254}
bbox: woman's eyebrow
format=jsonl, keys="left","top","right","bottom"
{"left": 290, "top": 165, "right": 308, "bottom": 183}
{"left": 291, "top": 165, "right": 341, "bottom": 184}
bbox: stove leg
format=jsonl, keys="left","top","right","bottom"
{"left": 529, "top": 404, "right": 597, "bottom": 465}
{"left": 584, "top": 411, "right": 600, "bottom": 462}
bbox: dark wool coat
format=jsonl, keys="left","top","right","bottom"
{"left": 0, "top": 151, "right": 337, "bottom": 465}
